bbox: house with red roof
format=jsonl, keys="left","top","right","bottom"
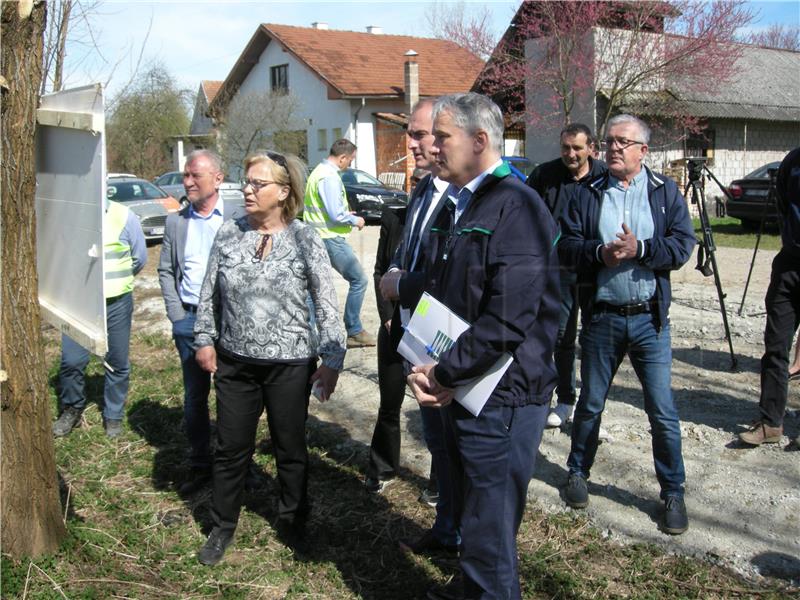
{"left": 195, "top": 22, "right": 483, "bottom": 183}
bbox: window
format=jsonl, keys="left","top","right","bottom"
{"left": 317, "top": 128, "right": 328, "bottom": 152}
{"left": 332, "top": 127, "right": 343, "bottom": 141}
{"left": 270, "top": 64, "right": 288, "bottom": 93}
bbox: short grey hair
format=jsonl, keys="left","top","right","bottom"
{"left": 432, "top": 93, "right": 505, "bottom": 154}
{"left": 185, "top": 149, "right": 223, "bottom": 173}
{"left": 606, "top": 114, "right": 651, "bottom": 145}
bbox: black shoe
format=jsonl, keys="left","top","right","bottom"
{"left": 399, "top": 529, "right": 458, "bottom": 556}
{"left": 197, "top": 528, "right": 234, "bottom": 565}
{"left": 660, "top": 496, "right": 688, "bottom": 535}
{"left": 418, "top": 487, "right": 439, "bottom": 508}
{"left": 564, "top": 473, "right": 589, "bottom": 508}
{"left": 364, "top": 475, "right": 395, "bottom": 494}
{"left": 53, "top": 406, "right": 82, "bottom": 437}
{"left": 104, "top": 418, "right": 123, "bottom": 439}
{"left": 426, "top": 573, "right": 464, "bottom": 600}
{"left": 178, "top": 466, "right": 212, "bottom": 495}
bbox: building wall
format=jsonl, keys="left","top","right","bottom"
{"left": 189, "top": 90, "right": 214, "bottom": 136}
{"left": 232, "top": 40, "right": 411, "bottom": 177}
{"left": 646, "top": 119, "right": 800, "bottom": 199}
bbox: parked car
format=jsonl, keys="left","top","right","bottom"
{"left": 726, "top": 161, "right": 781, "bottom": 229}
{"left": 340, "top": 168, "right": 408, "bottom": 222}
{"left": 153, "top": 170, "right": 245, "bottom": 209}
{"left": 106, "top": 177, "right": 181, "bottom": 241}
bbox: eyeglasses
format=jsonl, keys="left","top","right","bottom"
{"left": 252, "top": 233, "right": 271, "bottom": 262}
{"left": 602, "top": 137, "right": 645, "bottom": 150}
{"left": 242, "top": 178, "right": 278, "bottom": 192}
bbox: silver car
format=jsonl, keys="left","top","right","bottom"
{"left": 153, "top": 171, "right": 245, "bottom": 208}
{"left": 107, "top": 177, "right": 181, "bottom": 242}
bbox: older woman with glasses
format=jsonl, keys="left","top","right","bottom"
{"left": 193, "top": 151, "right": 345, "bottom": 565}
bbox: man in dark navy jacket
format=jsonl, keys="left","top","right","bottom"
{"left": 558, "top": 114, "right": 696, "bottom": 535}
{"left": 408, "top": 92, "right": 559, "bottom": 600}
{"left": 740, "top": 146, "right": 800, "bottom": 447}
{"left": 527, "top": 123, "right": 607, "bottom": 428}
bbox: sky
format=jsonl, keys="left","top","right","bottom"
{"left": 59, "top": 0, "right": 800, "bottom": 101}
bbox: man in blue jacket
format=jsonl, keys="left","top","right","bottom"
{"left": 558, "top": 114, "right": 696, "bottom": 535}
{"left": 408, "top": 92, "right": 559, "bottom": 600}
{"left": 740, "top": 146, "right": 800, "bottom": 447}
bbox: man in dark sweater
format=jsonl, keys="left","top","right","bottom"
{"left": 740, "top": 146, "right": 800, "bottom": 447}
{"left": 526, "top": 124, "right": 607, "bottom": 428}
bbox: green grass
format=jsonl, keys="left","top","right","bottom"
{"left": 693, "top": 217, "right": 781, "bottom": 251}
{"left": 1, "top": 328, "right": 796, "bottom": 599}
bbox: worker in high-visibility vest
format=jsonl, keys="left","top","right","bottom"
{"left": 303, "top": 138, "right": 376, "bottom": 348}
{"left": 53, "top": 199, "right": 147, "bottom": 439}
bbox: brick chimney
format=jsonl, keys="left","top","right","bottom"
{"left": 404, "top": 50, "right": 419, "bottom": 115}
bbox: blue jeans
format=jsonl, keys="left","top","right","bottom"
{"left": 322, "top": 236, "right": 368, "bottom": 336}
{"left": 419, "top": 406, "right": 460, "bottom": 547}
{"left": 555, "top": 270, "right": 580, "bottom": 405}
{"left": 59, "top": 292, "right": 133, "bottom": 421}
{"left": 172, "top": 312, "right": 212, "bottom": 469}
{"left": 568, "top": 311, "right": 685, "bottom": 499}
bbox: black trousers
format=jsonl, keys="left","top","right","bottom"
{"left": 212, "top": 352, "right": 315, "bottom": 533}
{"left": 366, "top": 324, "right": 407, "bottom": 479}
{"left": 760, "top": 248, "right": 800, "bottom": 427}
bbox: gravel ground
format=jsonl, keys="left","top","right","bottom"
{"left": 134, "top": 225, "right": 800, "bottom": 584}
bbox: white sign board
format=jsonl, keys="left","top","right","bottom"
{"left": 36, "top": 84, "right": 107, "bottom": 354}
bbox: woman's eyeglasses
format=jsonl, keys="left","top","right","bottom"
{"left": 242, "top": 179, "right": 278, "bottom": 192}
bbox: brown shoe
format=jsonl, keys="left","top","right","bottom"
{"left": 347, "top": 330, "right": 376, "bottom": 348}
{"left": 739, "top": 421, "right": 783, "bottom": 446}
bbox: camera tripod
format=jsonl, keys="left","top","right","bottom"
{"left": 738, "top": 168, "right": 781, "bottom": 315}
{"left": 684, "top": 158, "right": 737, "bottom": 369}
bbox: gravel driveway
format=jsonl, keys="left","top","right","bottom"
{"left": 133, "top": 225, "right": 799, "bottom": 583}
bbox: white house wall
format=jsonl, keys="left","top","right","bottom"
{"left": 234, "top": 40, "right": 411, "bottom": 176}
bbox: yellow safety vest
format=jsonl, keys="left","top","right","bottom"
{"left": 303, "top": 162, "right": 351, "bottom": 239}
{"left": 104, "top": 201, "right": 135, "bottom": 298}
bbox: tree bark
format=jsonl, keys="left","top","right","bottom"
{"left": 1, "top": 0, "right": 67, "bottom": 557}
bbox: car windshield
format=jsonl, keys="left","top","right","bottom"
{"left": 107, "top": 180, "right": 166, "bottom": 201}
{"left": 744, "top": 162, "right": 781, "bottom": 179}
{"left": 341, "top": 169, "right": 382, "bottom": 186}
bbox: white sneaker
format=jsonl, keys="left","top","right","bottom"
{"left": 546, "top": 403, "right": 574, "bottom": 428}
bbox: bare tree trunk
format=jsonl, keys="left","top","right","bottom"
{"left": 52, "top": 0, "right": 71, "bottom": 91}
{"left": 1, "top": 0, "right": 67, "bottom": 557}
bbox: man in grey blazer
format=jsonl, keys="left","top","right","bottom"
{"left": 158, "top": 149, "right": 243, "bottom": 494}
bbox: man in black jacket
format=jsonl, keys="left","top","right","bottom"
{"left": 408, "top": 93, "right": 559, "bottom": 600}
{"left": 527, "top": 124, "right": 607, "bottom": 428}
{"left": 371, "top": 98, "right": 460, "bottom": 556}
{"left": 740, "top": 146, "right": 800, "bottom": 447}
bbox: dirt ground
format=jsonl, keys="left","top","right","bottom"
{"left": 133, "top": 225, "right": 799, "bottom": 584}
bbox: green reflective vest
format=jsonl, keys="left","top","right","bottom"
{"left": 303, "top": 162, "right": 351, "bottom": 239}
{"left": 104, "top": 201, "right": 135, "bottom": 298}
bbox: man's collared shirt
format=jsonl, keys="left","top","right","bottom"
{"left": 595, "top": 168, "right": 656, "bottom": 305}
{"left": 451, "top": 159, "right": 504, "bottom": 223}
{"left": 318, "top": 159, "right": 359, "bottom": 226}
{"left": 179, "top": 196, "right": 224, "bottom": 306}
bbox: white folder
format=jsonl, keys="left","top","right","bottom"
{"left": 398, "top": 292, "right": 513, "bottom": 416}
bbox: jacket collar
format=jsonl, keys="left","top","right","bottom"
{"left": 589, "top": 165, "right": 664, "bottom": 193}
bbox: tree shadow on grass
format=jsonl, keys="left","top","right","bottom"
{"left": 129, "top": 400, "right": 453, "bottom": 599}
